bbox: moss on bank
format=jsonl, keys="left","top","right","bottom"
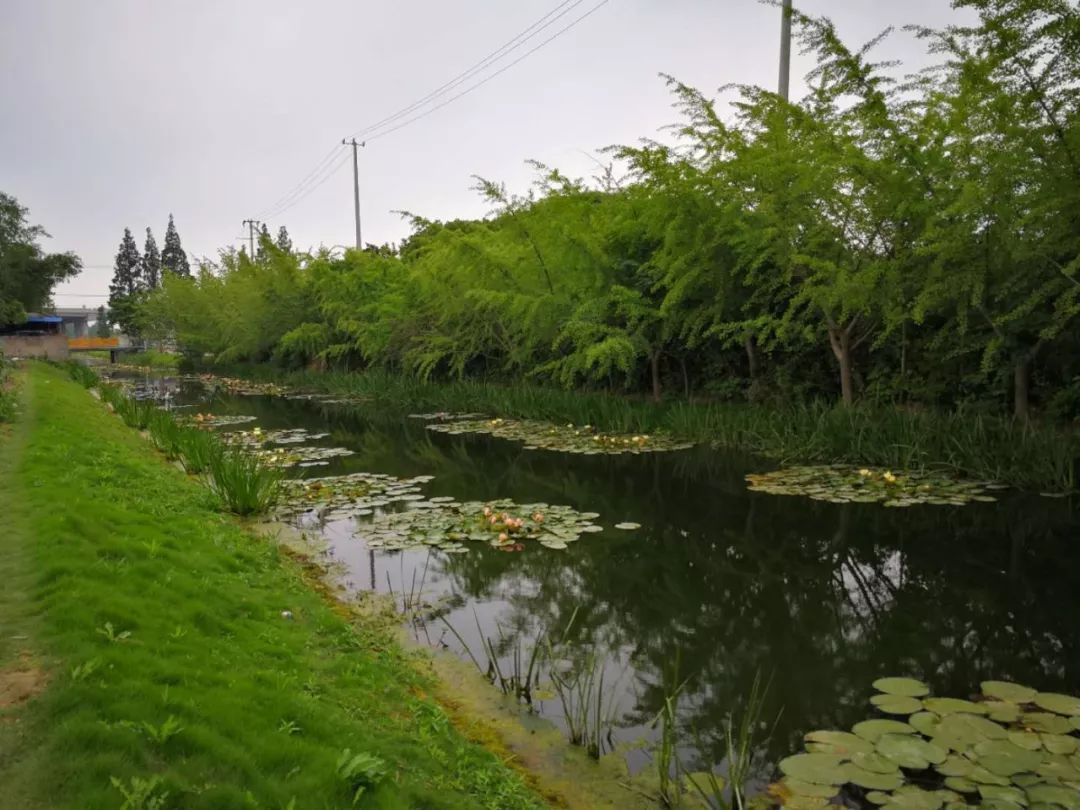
{"left": 0, "top": 363, "right": 544, "bottom": 809}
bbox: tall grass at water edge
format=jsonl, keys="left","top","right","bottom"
{"left": 220, "top": 366, "right": 1079, "bottom": 491}
{"left": 74, "top": 366, "right": 282, "bottom": 516}
{"left": 0, "top": 356, "right": 16, "bottom": 422}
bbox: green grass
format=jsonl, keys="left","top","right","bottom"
{"left": 126, "top": 350, "right": 181, "bottom": 369}
{"left": 216, "top": 366, "right": 1080, "bottom": 492}
{"left": 204, "top": 447, "right": 284, "bottom": 517}
{"left": 0, "top": 363, "right": 544, "bottom": 810}
{"left": 0, "top": 357, "right": 16, "bottom": 422}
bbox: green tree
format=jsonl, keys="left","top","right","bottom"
{"left": 95, "top": 305, "right": 111, "bottom": 337}
{"left": 108, "top": 228, "right": 143, "bottom": 335}
{"left": 275, "top": 226, "right": 294, "bottom": 253}
{"left": 161, "top": 214, "right": 190, "bottom": 277}
{"left": 0, "top": 192, "right": 81, "bottom": 326}
{"left": 142, "top": 227, "right": 161, "bottom": 289}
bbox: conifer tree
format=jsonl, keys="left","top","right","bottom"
{"left": 275, "top": 225, "right": 293, "bottom": 253}
{"left": 142, "top": 227, "right": 161, "bottom": 289}
{"left": 258, "top": 223, "right": 271, "bottom": 259}
{"left": 161, "top": 214, "right": 190, "bottom": 277}
{"left": 95, "top": 305, "right": 111, "bottom": 337}
{"left": 108, "top": 228, "right": 143, "bottom": 335}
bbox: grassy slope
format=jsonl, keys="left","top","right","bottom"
{"left": 0, "top": 364, "right": 544, "bottom": 810}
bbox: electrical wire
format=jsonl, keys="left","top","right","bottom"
{"left": 346, "top": 0, "right": 588, "bottom": 141}
{"left": 365, "top": 0, "right": 611, "bottom": 144}
{"left": 251, "top": 0, "right": 611, "bottom": 221}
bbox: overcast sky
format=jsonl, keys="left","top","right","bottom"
{"left": 1, "top": 0, "right": 965, "bottom": 308}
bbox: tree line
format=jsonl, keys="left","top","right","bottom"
{"left": 141, "top": 0, "right": 1080, "bottom": 421}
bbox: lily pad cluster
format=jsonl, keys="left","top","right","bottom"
{"left": 359, "top": 499, "right": 604, "bottom": 553}
{"left": 197, "top": 374, "right": 289, "bottom": 397}
{"left": 186, "top": 413, "right": 259, "bottom": 428}
{"left": 248, "top": 445, "right": 355, "bottom": 469}
{"left": 222, "top": 427, "right": 331, "bottom": 447}
{"left": 426, "top": 417, "right": 694, "bottom": 455}
{"left": 408, "top": 412, "right": 487, "bottom": 421}
{"left": 746, "top": 466, "right": 1003, "bottom": 507}
{"left": 773, "top": 677, "right": 1080, "bottom": 810}
{"left": 274, "top": 472, "right": 436, "bottom": 523}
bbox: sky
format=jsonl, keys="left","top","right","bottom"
{"left": 0, "top": 0, "right": 967, "bottom": 309}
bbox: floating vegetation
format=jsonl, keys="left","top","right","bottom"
{"left": 772, "top": 678, "right": 1080, "bottom": 810}
{"left": 197, "top": 374, "right": 289, "bottom": 397}
{"left": 408, "top": 412, "right": 488, "bottom": 421}
{"left": 614, "top": 522, "right": 641, "bottom": 531}
{"left": 745, "top": 465, "right": 1003, "bottom": 507}
{"left": 426, "top": 417, "right": 694, "bottom": 455}
{"left": 359, "top": 499, "right": 602, "bottom": 554}
{"left": 187, "top": 413, "right": 258, "bottom": 429}
{"left": 246, "top": 445, "right": 355, "bottom": 469}
{"left": 274, "top": 472, "right": 435, "bottom": 522}
{"left": 223, "top": 427, "right": 331, "bottom": 447}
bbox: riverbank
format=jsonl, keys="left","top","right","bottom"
{"left": 205, "top": 365, "right": 1079, "bottom": 492}
{"left": 0, "top": 363, "right": 544, "bottom": 809}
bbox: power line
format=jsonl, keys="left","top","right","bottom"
{"left": 257, "top": 149, "right": 352, "bottom": 221}
{"left": 365, "top": 0, "right": 611, "bottom": 144}
{"left": 251, "top": 0, "right": 610, "bottom": 223}
{"left": 347, "top": 0, "right": 588, "bottom": 142}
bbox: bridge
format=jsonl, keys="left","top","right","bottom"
{"left": 68, "top": 336, "right": 144, "bottom": 363}
{"left": 53, "top": 306, "right": 106, "bottom": 338}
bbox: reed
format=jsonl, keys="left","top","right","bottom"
{"left": 175, "top": 427, "right": 220, "bottom": 475}
{"left": 203, "top": 447, "right": 283, "bottom": 516}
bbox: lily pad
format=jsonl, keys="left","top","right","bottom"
{"left": 842, "top": 763, "right": 905, "bottom": 790}
{"left": 614, "top": 522, "right": 641, "bottom": 531}
{"left": 944, "top": 777, "right": 977, "bottom": 793}
{"left": 875, "top": 677, "right": 931, "bottom": 698}
{"left": 427, "top": 417, "right": 694, "bottom": 456}
{"left": 855, "top": 719, "right": 917, "bottom": 742}
{"left": 987, "top": 701, "right": 1024, "bottom": 724}
{"left": 876, "top": 734, "right": 947, "bottom": 769}
{"left": 1041, "top": 733, "right": 1078, "bottom": 755}
{"left": 804, "top": 730, "right": 875, "bottom": 756}
{"left": 1007, "top": 731, "right": 1044, "bottom": 751}
{"left": 922, "top": 697, "right": 988, "bottom": 716}
{"left": 1023, "top": 712, "right": 1073, "bottom": 734}
{"left": 853, "top": 752, "right": 903, "bottom": 774}
{"left": 1025, "top": 784, "right": 1080, "bottom": 809}
{"left": 974, "top": 740, "right": 1044, "bottom": 775}
{"left": 909, "top": 712, "right": 941, "bottom": 736}
{"left": 1034, "top": 693, "right": 1080, "bottom": 717}
{"left": 977, "top": 785, "right": 1028, "bottom": 805}
{"left": 984, "top": 682, "right": 1038, "bottom": 704}
{"left": 936, "top": 755, "right": 974, "bottom": 777}
{"left": 778, "top": 753, "right": 848, "bottom": 786}
{"left": 777, "top": 779, "right": 838, "bottom": 799}
{"left": 873, "top": 694, "right": 924, "bottom": 715}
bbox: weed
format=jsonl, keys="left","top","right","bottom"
{"left": 204, "top": 447, "right": 283, "bottom": 516}
{"left": 70, "top": 658, "right": 101, "bottom": 681}
{"left": 110, "top": 775, "right": 168, "bottom": 810}
{"left": 335, "top": 748, "right": 388, "bottom": 805}
{"left": 140, "top": 715, "right": 184, "bottom": 745}
{"left": 175, "top": 426, "right": 220, "bottom": 474}
{"left": 62, "top": 360, "right": 99, "bottom": 389}
{"left": 96, "top": 621, "right": 131, "bottom": 643}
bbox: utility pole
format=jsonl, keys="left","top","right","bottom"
{"left": 241, "top": 219, "right": 260, "bottom": 258}
{"left": 778, "top": 0, "right": 793, "bottom": 100}
{"left": 342, "top": 138, "right": 365, "bottom": 250}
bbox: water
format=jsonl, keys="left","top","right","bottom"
{"left": 139, "top": 373, "right": 1080, "bottom": 779}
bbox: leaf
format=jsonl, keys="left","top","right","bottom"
{"left": 778, "top": 753, "right": 848, "bottom": 786}
{"left": 874, "top": 677, "right": 931, "bottom": 698}
{"left": 983, "top": 682, "right": 1037, "bottom": 704}
{"left": 1033, "top": 693, "right": 1080, "bottom": 717}
{"left": 872, "top": 694, "right": 923, "bottom": 715}
{"left": 854, "top": 719, "right": 917, "bottom": 742}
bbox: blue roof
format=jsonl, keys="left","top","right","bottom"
{"left": 27, "top": 315, "right": 63, "bottom": 324}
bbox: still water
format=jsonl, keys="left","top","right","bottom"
{"left": 139, "top": 373, "right": 1080, "bottom": 777}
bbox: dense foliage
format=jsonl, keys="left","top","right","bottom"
{"left": 142, "top": 1, "right": 1080, "bottom": 420}
{"left": 0, "top": 192, "right": 81, "bottom": 327}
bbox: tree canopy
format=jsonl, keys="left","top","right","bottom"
{"left": 0, "top": 192, "right": 81, "bottom": 326}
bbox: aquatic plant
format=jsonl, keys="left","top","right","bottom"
{"left": 63, "top": 360, "right": 99, "bottom": 389}
{"left": 112, "top": 393, "right": 157, "bottom": 430}
{"left": 174, "top": 427, "right": 221, "bottom": 475}
{"left": 427, "top": 416, "right": 694, "bottom": 455}
{"left": 204, "top": 447, "right": 284, "bottom": 516}
{"left": 773, "top": 678, "right": 1080, "bottom": 810}
{"left": 146, "top": 409, "right": 185, "bottom": 459}
{"left": 359, "top": 498, "right": 604, "bottom": 554}
{"left": 745, "top": 466, "right": 1004, "bottom": 507}
{"left": 274, "top": 472, "right": 435, "bottom": 523}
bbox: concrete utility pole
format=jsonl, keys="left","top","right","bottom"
{"left": 241, "top": 219, "right": 260, "bottom": 258}
{"left": 342, "top": 138, "right": 365, "bottom": 250}
{"left": 779, "top": 0, "right": 793, "bottom": 101}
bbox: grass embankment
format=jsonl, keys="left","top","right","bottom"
{"left": 0, "top": 363, "right": 543, "bottom": 810}
{"left": 218, "top": 366, "right": 1079, "bottom": 492}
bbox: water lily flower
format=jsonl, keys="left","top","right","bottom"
{"left": 883, "top": 471, "right": 897, "bottom": 483}
{"left": 497, "top": 532, "right": 509, "bottom": 544}
{"left": 532, "top": 512, "right": 544, "bottom": 523}
{"left": 858, "top": 469, "right": 873, "bottom": 477}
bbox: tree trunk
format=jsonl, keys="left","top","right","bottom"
{"left": 650, "top": 350, "right": 662, "bottom": 404}
{"left": 828, "top": 327, "right": 855, "bottom": 407}
{"left": 1014, "top": 358, "right": 1030, "bottom": 422}
{"left": 745, "top": 335, "right": 760, "bottom": 380}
